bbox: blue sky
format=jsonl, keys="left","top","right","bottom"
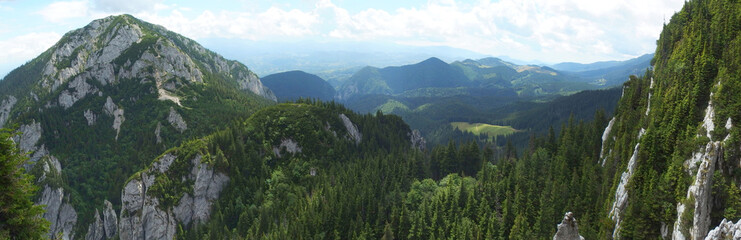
{"left": 0, "top": 0, "right": 685, "bottom": 77}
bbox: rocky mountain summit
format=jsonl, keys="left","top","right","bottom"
{"left": 0, "top": 14, "right": 276, "bottom": 239}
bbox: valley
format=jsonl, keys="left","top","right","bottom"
{"left": 1, "top": 0, "right": 740, "bottom": 239}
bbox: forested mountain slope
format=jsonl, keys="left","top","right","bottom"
{"left": 599, "top": 0, "right": 741, "bottom": 238}
{"left": 261, "top": 70, "right": 336, "bottom": 102}
{"left": 0, "top": 14, "right": 276, "bottom": 238}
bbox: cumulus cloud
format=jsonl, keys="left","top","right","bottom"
{"left": 0, "top": 32, "right": 61, "bottom": 64}
{"left": 36, "top": 1, "right": 89, "bottom": 22}
{"left": 312, "top": 0, "right": 685, "bottom": 62}
{"left": 24, "top": 0, "right": 685, "bottom": 63}
{"left": 92, "top": 0, "right": 164, "bottom": 13}
{"left": 136, "top": 7, "right": 320, "bottom": 40}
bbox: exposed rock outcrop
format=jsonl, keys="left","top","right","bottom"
{"left": 59, "top": 76, "right": 99, "bottom": 109}
{"left": 339, "top": 113, "right": 362, "bottom": 144}
{"left": 86, "top": 210, "right": 105, "bottom": 240}
{"left": 155, "top": 122, "right": 162, "bottom": 144}
{"left": 103, "top": 97, "right": 125, "bottom": 140}
{"left": 85, "top": 200, "right": 118, "bottom": 240}
{"left": 237, "top": 71, "right": 277, "bottom": 101}
{"left": 33, "top": 147, "right": 57, "bottom": 179}
{"left": 0, "top": 95, "right": 16, "bottom": 128}
{"left": 119, "top": 153, "right": 228, "bottom": 239}
{"left": 33, "top": 148, "right": 78, "bottom": 240}
{"left": 705, "top": 218, "right": 741, "bottom": 240}
{"left": 40, "top": 187, "right": 78, "bottom": 240}
{"left": 84, "top": 109, "right": 97, "bottom": 125}
{"left": 609, "top": 140, "right": 641, "bottom": 239}
{"left": 119, "top": 172, "right": 176, "bottom": 240}
{"left": 553, "top": 212, "right": 584, "bottom": 240}
{"left": 40, "top": 15, "right": 142, "bottom": 94}
{"left": 671, "top": 98, "right": 728, "bottom": 240}
{"left": 14, "top": 120, "right": 42, "bottom": 153}
{"left": 173, "top": 155, "right": 229, "bottom": 226}
{"left": 167, "top": 107, "right": 187, "bottom": 133}
{"left": 600, "top": 117, "right": 615, "bottom": 163}
{"left": 102, "top": 200, "right": 118, "bottom": 239}
{"left": 409, "top": 129, "right": 426, "bottom": 151}
{"left": 272, "top": 138, "right": 302, "bottom": 158}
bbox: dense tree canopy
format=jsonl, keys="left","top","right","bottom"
{"left": 0, "top": 129, "right": 49, "bottom": 239}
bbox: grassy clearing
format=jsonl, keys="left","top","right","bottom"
{"left": 450, "top": 122, "right": 519, "bottom": 140}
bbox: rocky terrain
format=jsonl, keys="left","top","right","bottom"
{"left": 0, "top": 14, "right": 276, "bottom": 239}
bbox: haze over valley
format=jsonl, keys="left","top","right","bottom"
{"left": 3, "top": 1, "right": 741, "bottom": 240}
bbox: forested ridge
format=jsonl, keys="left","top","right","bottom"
{"left": 175, "top": 0, "right": 741, "bottom": 238}
{"left": 163, "top": 100, "right": 611, "bottom": 239}
{"left": 2, "top": 0, "right": 741, "bottom": 239}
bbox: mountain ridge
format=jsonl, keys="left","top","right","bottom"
{"left": 0, "top": 14, "right": 278, "bottom": 238}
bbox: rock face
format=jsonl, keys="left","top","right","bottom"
{"left": 705, "top": 218, "right": 741, "bottom": 239}
{"left": 119, "top": 172, "right": 177, "bottom": 240}
{"left": 155, "top": 122, "right": 162, "bottom": 144}
{"left": 600, "top": 117, "right": 615, "bottom": 162}
{"left": 14, "top": 120, "right": 42, "bottom": 153}
{"left": 34, "top": 149, "right": 78, "bottom": 240}
{"left": 0, "top": 95, "right": 16, "bottom": 128}
{"left": 173, "top": 155, "right": 229, "bottom": 226}
{"left": 119, "top": 153, "right": 228, "bottom": 239}
{"left": 237, "top": 69, "right": 277, "bottom": 102}
{"left": 103, "top": 96, "right": 125, "bottom": 140}
{"left": 409, "top": 129, "right": 426, "bottom": 151}
{"left": 339, "top": 113, "right": 362, "bottom": 144}
{"left": 102, "top": 200, "right": 118, "bottom": 239}
{"left": 0, "top": 14, "right": 277, "bottom": 239}
{"left": 671, "top": 98, "right": 728, "bottom": 240}
{"left": 553, "top": 212, "right": 584, "bottom": 240}
{"left": 58, "top": 77, "right": 99, "bottom": 109}
{"left": 86, "top": 210, "right": 105, "bottom": 240}
{"left": 609, "top": 131, "right": 643, "bottom": 239}
{"left": 84, "top": 109, "right": 97, "bottom": 125}
{"left": 40, "top": 187, "right": 78, "bottom": 240}
{"left": 272, "top": 138, "right": 302, "bottom": 158}
{"left": 167, "top": 107, "right": 187, "bottom": 133}
{"left": 85, "top": 200, "right": 118, "bottom": 240}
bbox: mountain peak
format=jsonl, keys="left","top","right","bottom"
{"left": 418, "top": 57, "right": 447, "bottom": 65}
{"left": 0, "top": 14, "right": 281, "bottom": 238}
{"left": 7, "top": 14, "right": 276, "bottom": 108}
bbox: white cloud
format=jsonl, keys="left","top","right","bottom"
{"left": 0, "top": 32, "right": 61, "bottom": 64}
{"left": 36, "top": 1, "right": 89, "bottom": 22}
{"left": 92, "top": 0, "right": 164, "bottom": 13}
{"left": 25, "top": 0, "right": 685, "bottom": 63}
{"left": 312, "top": 0, "right": 685, "bottom": 62}
{"left": 136, "top": 7, "right": 320, "bottom": 40}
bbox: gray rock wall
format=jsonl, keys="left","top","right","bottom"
{"left": 0, "top": 95, "right": 17, "bottom": 128}
{"left": 340, "top": 113, "right": 362, "bottom": 145}
{"left": 167, "top": 107, "right": 187, "bottom": 133}
{"left": 119, "top": 153, "right": 228, "bottom": 239}
{"left": 553, "top": 212, "right": 584, "bottom": 240}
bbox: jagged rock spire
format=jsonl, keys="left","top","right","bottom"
{"left": 554, "top": 212, "right": 584, "bottom": 240}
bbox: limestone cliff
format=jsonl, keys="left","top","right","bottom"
{"left": 553, "top": 212, "right": 584, "bottom": 240}
{"left": 597, "top": 1, "right": 741, "bottom": 238}
{"left": 0, "top": 14, "right": 276, "bottom": 238}
{"left": 119, "top": 152, "right": 228, "bottom": 239}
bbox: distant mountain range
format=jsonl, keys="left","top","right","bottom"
{"left": 552, "top": 53, "right": 654, "bottom": 86}
{"left": 198, "top": 39, "right": 489, "bottom": 77}
{"left": 336, "top": 56, "right": 606, "bottom": 100}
